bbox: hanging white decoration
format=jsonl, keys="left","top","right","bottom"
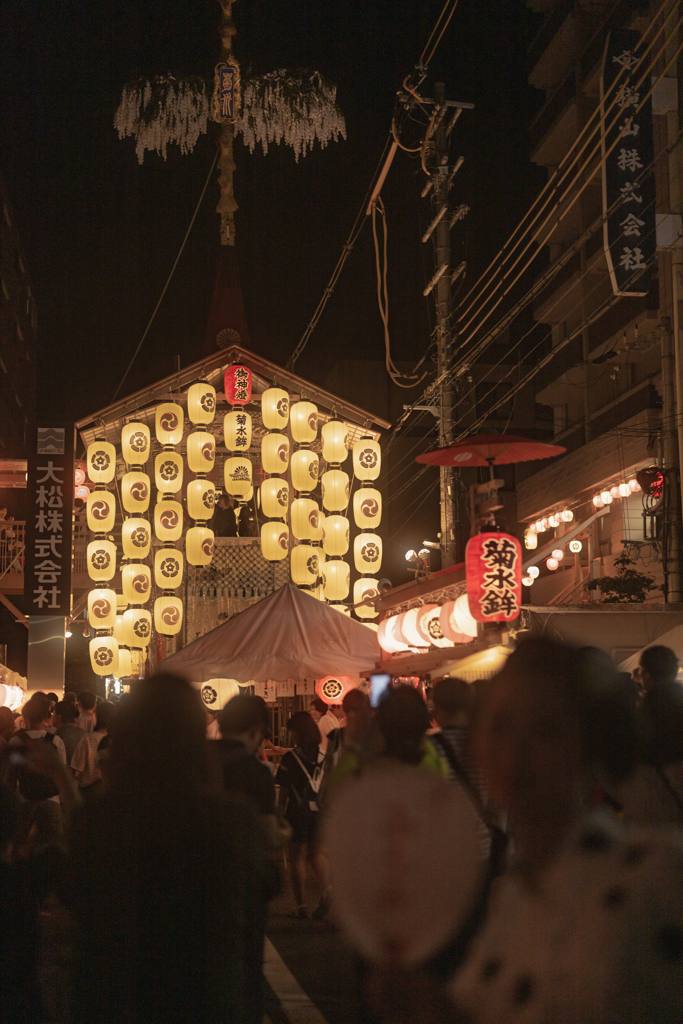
{"left": 114, "top": 76, "right": 210, "bottom": 164}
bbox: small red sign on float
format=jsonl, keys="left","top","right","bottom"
{"left": 224, "top": 365, "right": 252, "bottom": 406}
{"left": 466, "top": 531, "right": 522, "bottom": 623}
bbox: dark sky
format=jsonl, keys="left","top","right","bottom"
{"left": 0, "top": 0, "right": 542, "bottom": 420}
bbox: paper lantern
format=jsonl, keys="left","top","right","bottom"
{"left": 117, "top": 648, "right": 132, "bottom": 678}
{"left": 122, "top": 608, "right": 152, "bottom": 648}
{"left": 321, "top": 420, "right": 348, "bottom": 464}
{"left": 116, "top": 593, "right": 128, "bottom": 612}
{"left": 261, "top": 478, "right": 289, "bottom": 520}
{"left": 200, "top": 678, "right": 241, "bottom": 711}
{"left": 378, "top": 614, "right": 411, "bottom": 654}
{"left": 112, "top": 614, "right": 125, "bottom": 644}
{"left": 466, "top": 532, "right": 522, "bottom": 623}
{"left": 353, "top": 438, "right": 381, "bottom": 481}
{"left": 155, "top": 596, "right": 183, "bottom": 636}
{"left": 224, "top": 365, "right": 252, "bottom": 406}
{"left": 291, "top": 543, "right": 321, "bottom": 586}
{"left": 354, "top": 578, "right": 379, "bottom": 620}
{"left": 527, "top": 566, "right": 540, "bottom": 579}
{"left": 291, "top": 498, "right": 319, "bottom": 540}
{"left": 569, "top": 539, "right": 582, "bottom": 554}
{"left": 87, "top": 540, "right": 116, "bottom": 582}
{"left": 321, "top": 469, "right": 349, "bottom": 512}
{"left": 322, "top": 559, "right": 349, "bottom": 601}
{"left": 261, "top": 522, "right": 289, "bottom": 561}
{"left": 187, "top": 479, "right": 216, "bottom": 521}
{"left": 354, "top": 533, "right": 383, "bottom": 573}
{"left": 121, "top": 422, "right": 151, "bottom": 466}
{"left": 291, "top": 449, "right": 319, "bottom": 493}
{"left": 86, "top": 491, "right": 116, "bottom": 533}
{"left": 186, "top": 526, "right": 214, "bottom": 566}
{"left": 546, "top": 557, "right": 559, "bottom": 571}
{"left": 154, "top": 548, "right": 184, "bottom": 590}
{"left": 121, "top": 471, "right": 151, "bottom": 513}
{"left": 187, "top": 382, "right": 216, "bottom": 425}
{"left": 315, "top": 675, "right": 357, "bottom": 705}
{"left": 262, "top": 433, "right": 290, "bottom": 475}
{"left": 154, "top": 500, "right": 183, "bottom": 542}
{"left": 155, "top": 403, "right": 184, "bottom": 446}
{"left": 187, "top": 431, "right": 216, "bottom": 473}
{"left": 397, "top": 608, "right": 426, "bottom": 647}
{"left": 87, "top": 588, "right": 116, "bottom": 629}
{"left": 75, "top": 485, "right": 90, "bottom": 501}
{"left": 121, "top": 563, "right": 151, "bottom": 605}
{"left": 439, "top": 601, "right": 474, "bottom": 644}
{"left": 290, "top": 401, "right": 318, "bottom": 444}
{"left": 524, "top": 529, "right": 538, "bottom": 550}
{"left": 454, "top": 595, "right": 480, "bottom": 637}
{"left": 224, "top": 457, "right": 252, "bottom": 499}
{"left": 323, "top": 514, "right": 349, "bottom": 557}
{"left": 223, "top": 409, "right": 252, "bottom": 453}
{"left": 353, "top": 488, "right": 382, "bottom": 529}
{"left": 87, "top": 441, "right": 116, "bottom": 484}
{"left": 121, "top": 517, "right": 151, "bottom": 559}
{"left": 261, "top": 387, "right": 289, "bottom": 430}
{"left": 155, "top": 452, "right": 183, "bottom": 495}
{"left": 416, "top": 604, "right": 453, "bottom": 648}
{"left": 89, "top": 636, "right": 118, "bottom": 677}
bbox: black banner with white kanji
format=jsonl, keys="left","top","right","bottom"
{"left": 601, "top": 30, "right": 655, "bottom": 297}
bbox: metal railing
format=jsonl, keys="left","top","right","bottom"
{"left": 0, "top": 520, "right": 25, "bottom": 577}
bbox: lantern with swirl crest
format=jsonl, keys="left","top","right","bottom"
{"left": 86, "top": 438, "right": 121, "bottom": 675}
{"left": 351, "top": 436, "right": 382, "bottom": 620}
{"left": 186, "top": 381, "right": 216, "bottom": 567}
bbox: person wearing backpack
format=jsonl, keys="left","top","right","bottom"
{"left": 276, "top": 711, "right": 331, "bottom": 919}
{"left": 8, "top": 692, "right": 67, "bottom": 847}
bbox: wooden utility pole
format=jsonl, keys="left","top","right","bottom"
{"left": 217, "top": 0, "right": 238, "bottom": 245}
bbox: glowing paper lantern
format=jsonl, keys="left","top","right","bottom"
{"left": 0, "top": 684, "right": 25, "bottom": 711}
{"left": 291, "top": 543, "right": 321, "bottom": 586}
{"left": 155, "top": 403, "right": 184, "bottom": 446}
{"left": 87, "top": 441, "right": 116, "bottom": 484}
{"left": 224, "top": 457, "right": 252, "bottom": 499}
{"left": 113, "top": 615, "right": 125, "bottom": 644}
{"left": 453, "top": 593, "right": 478, "bottom": 637}
{"left": 116, "top": 593, "right": 128, "bottom": 612}
{"left": 122, "top": 472, "right": 151, "bottom": 513}
{"left": 186, "top": 526, "right": 214, "bottom": 566}
{"left": 322, "top": 559, "right": 349, "bottom": 601}
{"left": 397, "top": 608, "right": 425, "bottom": 647}
{"left": 378, "top": 614, "right": 411, "bottom": 654}
{"left": 261, "top": 522, "right": 289, "bottom": 561}
{"left": 121, "top": 563, "right": 151, "bottom": 605}
{"left": 224, "top": 365, "right": 252, "bottom": 406}
{"left": 569, "top": 539, "right": 582, "bottom": 554}
{"left": 75, "top": 466, "right": 86, "bottom": 486}
{"left": 416, "top": 605, "right": 453, "bottom": 648}
{"left": 87, "top": 588, "right": 116, "bottom": 630}
{"left": 89, "top": 636, "right": 118, "bottom": 676}
{"left": 154, "top": 596, "right": 183, "bottom": 636}
{"left": 321, "top": 469, "right": 349, "bottom": 512}
{"left": 323, "top": 514, "right": 350, "bottom": 556}
{"left": 551, "top": 548, "right": 564, "bottom": 561}
{"left": 524, "top": 529, "right": 538, "bottom": 550}
{"left": 75, "top": 485, "right": 90, "bottom": 501}
{"left": 86, "top": 491, "right": 116, "bottom": 533}
{"left": 262, "top": 433, "right": 290, "bottom": 475}
{"left": 290, "top": 401, "right": 318, "bottom": 444}
{"left": 121, "top": 519, "right": 151, "bottom": 559}
{"left": 439, "top": 601, "right": 474, "bottom": 644}
{"left": 466, "top": 532, "right": 522, "bottom": 623}
{"left": 321, "top": 420, "right": 349, "bottom": 464}
{"left": 291, "top": 450, "right": 319, "bottom": 493}
{"left": 600, "top": 490, "right": 613, "bottom": 505}
{"left": 187, "top": 431, "right": 216, "bottom": 473}
{"left": 154, "top": 500, "right": 183, "bottom": 542}
{"left": 187, "top": 382, "right": 216, "bottom": 425}
{"left": 353, "top": 438, "right": 381, "bottom": 481}
{"left": 154, "top": 548, "right": 184, "bottom": 589}
{"left": 261, "top": 387, "right": 289, "bottom": 430}
{"left": 155, "top": 452, "right": 183, "bottom": 494}
{"left": 546, "top": 557, "right": 559, "bottom": 571}
{"left": 187, "top": 479, "right": 216, "bottom": 521}
{"left": 261, "top": 478, "right": 289, "bottom": 520}
{"left": 122, "top": 608, "right": 152, "bottom": 648}
{"left": 354, "top": 533, "right": 382, "bottom": 573}
{"left": 315, "top": 675, "right": 357, "bottom": 705}
{"left": 548, "top": 514, "right": 559, "bottom": 528}
{"left": 224, "top": 410, "right": 252, "bottom": 453}
{"left": 522, "top": 576, "right": 534, "bottom": 587}
{"left": 353, "top": 488, "right": 382, "bottom": 530}
{"left": 561, "top": 508, "right": 574, "bottom": 522}
{"left": 353, "top": 578, "right": 379, "bottom": 620}
{"left": 527, "top": 565, "right": 540, "bottom": 579}
{"left": 121, "top": 423, "right": 151, "bottom": 466}
{"left": 87, "top": 540, "right": 116, "bottom": 582}
{"left": 117, "top": 648, "right": 132, "bottom": 678}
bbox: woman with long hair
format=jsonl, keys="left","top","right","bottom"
{"left": 66, "top": 674, "right": 271, "bottom": 1024}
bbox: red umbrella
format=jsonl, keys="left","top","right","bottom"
{"left": 416, "top": 433, "right": 566, "bottom": 477}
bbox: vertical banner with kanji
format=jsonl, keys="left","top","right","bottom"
{"left": 466, "top": 532, "right": 522, "bottom": 623}
{"left": 24, "top": 425, "right": 75, "bottom": 616}
{"left": 213, "top": 58, "right": 241, "bottom": 124}
{"left": 601, "top": 30, "right": 655, "bottom": 297}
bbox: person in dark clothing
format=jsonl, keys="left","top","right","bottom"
{"left": 633, "top": 645, "right": 683, "bottom": 764}
{"left": 212, "top": 492, "right": 237, "bottom": 537}
{"left": 53, "top": 700, "right": 85, "bottom": 765}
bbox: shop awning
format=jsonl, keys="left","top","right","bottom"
{"left": 162, "top": 583, "right": 381, "bottom": 683}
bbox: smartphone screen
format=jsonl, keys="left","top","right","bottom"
{"left": 370, "top": 673, "right": 391, "bottom": 708}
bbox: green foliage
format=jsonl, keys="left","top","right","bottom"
{"left": 584, "top": 551, "right": 657, "bottom": 604}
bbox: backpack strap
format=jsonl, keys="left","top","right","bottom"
{"left": 431, "top": 732, "right": 494, "bottom": 829}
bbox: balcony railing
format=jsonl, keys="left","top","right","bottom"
{"left": 0, "top": 520, "right": 24, "bottom": 578}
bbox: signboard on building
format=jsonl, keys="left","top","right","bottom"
{"left": 24, "top": 425, "right": 74, "bottom": 617}
{"left": 213, "top": 58, "right": 241, "bottom": 124}
{"left": 466, "top": 532, "right": 522, "bottom": 623}
{"left": 601, "top": 30, "right": 655, "bottom": 297}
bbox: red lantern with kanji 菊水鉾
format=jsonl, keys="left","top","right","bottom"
{"left": 466, "top": 532, "right": 522, "bottom": 623}
{"left": 224, "top": 365, "right": 252, "bottom": 406}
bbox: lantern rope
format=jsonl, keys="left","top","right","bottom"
{"left": 111, "top": 150, "right": 218, "bottom": 403}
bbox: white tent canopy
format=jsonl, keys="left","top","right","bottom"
{"left": 162, "top": 583, "right": 381, "bottom": 684}
{"left": 617, "top": 624, "right": 683, "bottom": 675}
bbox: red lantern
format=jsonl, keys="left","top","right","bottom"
{"left": 466, "top": 532, "right": 522, "bottom": 623}
{"left": 315, "top": 675, "right": 359, "bottom": 705}
{"left": 224, "top": 365, "right": 252, "bottom": 406}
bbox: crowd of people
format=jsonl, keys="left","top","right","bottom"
{"left": 1, "top": 640, "right": 683, "bottom": 1022}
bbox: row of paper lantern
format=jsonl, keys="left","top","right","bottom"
{"left": 378, "top": 596, "right": 478, "bottom": 655}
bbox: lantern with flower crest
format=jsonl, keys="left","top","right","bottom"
{"left": 121, "top": 423, "right": 151, "bottom": 467}
{"left": 90, "top": 636, "right": 119, "bottom": 677}
{"left": 261, "top": 521, "right": 289, "bottom": 562}
{"left": 262, "top": 387, "right": 289, "bottom": 430}
{"left": 290, "top": 401, "right": 318, "bottom": 445}
{"left": 187, "top": 382, "right": 216, "bottom": 426}
{"left": 291, "top": 449, "right": 319, "bottom": 493}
